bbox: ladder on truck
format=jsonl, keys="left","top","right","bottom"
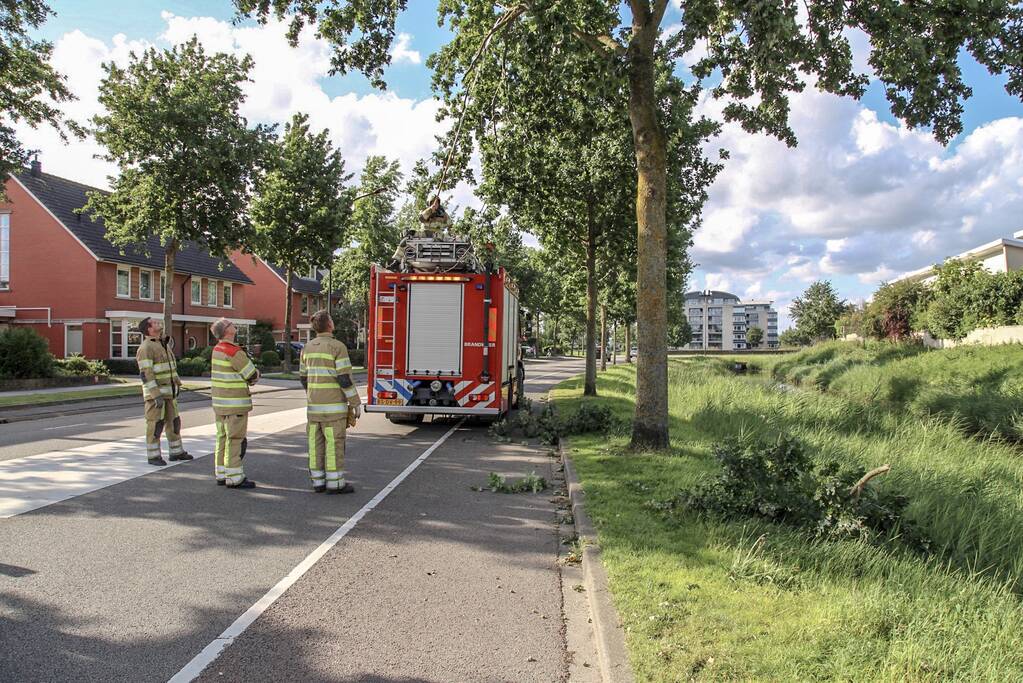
{"left": 374, "top": 289, "right": 397, "bottom": 383}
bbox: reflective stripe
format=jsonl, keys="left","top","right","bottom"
{"left": 153, "top": 362, "right": 173, "bottom": 372}
{"left": 308, "top": 403, "right": 349, "bottom": 414}
{"left": 305, "top": 367, "right": 336, "bottom": 376}
{"left": 307, "top": 379, "right": 341, "bottom": 387}
{"left": 212, "top": 359, "right": 235, "bottom": 368}
{"left": 144, "top": 381, "right": 159, "bottom": 390}
{"left": 325, "top": 426, "right": 337, "bottom": 473}
{"left": 342, "top": 386, "right": 359, "bottom": 400}
{"left": 335, "top": 358, "right": 352, "bottom": 371}
{"left": 138, "top": 359, "right": 154, "bottom": 369}
{"left": 303, "top": 352, "right": 335, "bottom": 361}
{"left": 308, "top": 424, "right": 317, "bottom": 471}
{"left": 211, "top": 371, "right": 242, "bottom": 380}
{"left": 211, "top": 379, "right": 248, "bottom": 389}
{"left": 212, "top": 397, "right": 253, "bottom": 407}
{"left": 240, "top": 362, "right": 257, "bottom": 379}
{"left": 215, "top": 420, "right": 226, "bottom": 471}
{"left": 159, "top": 386, "right": 173, "bottom": 396}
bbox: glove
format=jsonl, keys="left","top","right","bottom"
{"left": 155, "top": 396, "right": 165, "bottom": 411}
{"left": 353, "top": 404, "right": 362, "bottom": 419}
{"left": 347, "top": 411, "right": 357, "bottom": 428}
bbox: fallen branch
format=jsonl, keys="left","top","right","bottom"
{"left": 848, "top": 464, "right": 891, "bottom": 500}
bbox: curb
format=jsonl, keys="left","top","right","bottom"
{"left": 561, "top": 441, "right": 635, "bottom": 683}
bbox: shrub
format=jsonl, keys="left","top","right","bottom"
{"left": 560, "top": 402, "right": 622, "bottom": 435}
{"left": 176, "top": 357, "right": 208, "bottom": 376}
{"left": 182, "top": 345, "right": 214, "bottom": 362}
{"left": 260, "top": 350, "right": 281, "bottom": 367}
{"left": 55, "top": 354, "right": 109, "bottom": 377}
{"left": 863, "top": 279, "right": 931, "bottom": 340}
{"left": 105, "top": 358, "right": 139, "bottom": 374}
{"left": 659, "top": 434, "right": 926, "bottom": 549}
{"left": 251, "top": 320, "right": 276, "bottom": 355}
{"left": 347, "top": 348, "right": 365, "bottom": 367}
{"left": 0, "top": 327, "right": 55, "bottom": 379}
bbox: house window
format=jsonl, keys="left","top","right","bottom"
{"left": 116, "top": 266, "right": 130, "bottom": 298}
{"left": 110, "top": 319, "right": 144, "bottom": 358}
{"left": 191, "top": 280, "right": 201, "bottom": 305}
{"left": 0, "top": 213, "right": 9, "bottom": 290}
{"left": 301, "top": 295, "right": 308, "bottom": 315}
{"left": 139, "top": 270, "right": 152, "bottom": 300}
{"left": 223, "top": 282, "right": 233, "bottom": 308}
{"left": 207, "top": 280, "right": 217, "bottom": 307}
{"left": 159, "top": 273, "right": 166, "bottom": 301}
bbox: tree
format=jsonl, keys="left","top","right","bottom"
{"left": 329, "top": 155, "right": 404, "bottom": 342}
{"left": 862, "top": 280, "right": 930, "bottom": 341}
{"left": 779, "top": 328, "right": 809, "bottom": 348}
{"left": 0, "top": 1, "right": 83, "bottom": 186}
{"left": 746, "top": 326, "right": 764, "bottom": 348}
{"left": 668, "top": 316, "right": 692, "bottom": 349}
{"left": 790, "top": 280, "right": 848, "bottom": 343}
{"left": 86, "top": 38, "right": 266, "bottom": 339}
{"left": 251, "top": 112, "right": 353, "bottom": 371}
{"left": 237, "top": 0, "right": 1023, "bottom": 449}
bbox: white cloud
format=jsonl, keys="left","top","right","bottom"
{"left": 18, "top": 14, "right": 473, "bottom": 212}
{"left": 704, "top": 273, "right": 731, "bottom": 291}
{"left": 390, "top": 33, "right": 421, "bottom": 65}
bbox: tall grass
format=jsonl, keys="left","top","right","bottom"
{"left": 769, "top": 341, "right": 1023, "bottom": 441}
{"left": 553, "top": 359, "right": 1023, "bottom": 681}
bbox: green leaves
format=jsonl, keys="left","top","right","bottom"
{"left": 85, "top": 37, "right": 266, "bottom": 258}
{"left": 790, "top": 280, "right": 849, "bottom": 342}
{"left": 251, "top": 112, "right": 353, "bottom": 275}
{"left": 0, "top": 0, "right": 83, "bottom": 184}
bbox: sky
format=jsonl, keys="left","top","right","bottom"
{"left": 18, "top": 1, "right": 1023, "bottom": 330}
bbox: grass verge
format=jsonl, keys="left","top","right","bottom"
{"left": 0, "top": 384, "right": 202, "bottom": 408}
{"left": 553, "top": 358, "right": 1023, "bottom": 681}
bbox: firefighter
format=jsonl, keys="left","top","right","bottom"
{"left": 210, "top": 318, "right": 260, "bottom": 489}
{"left": 136, "top": 317, "right": 191, "bottom": 466}
{"left": 299, "top": 310, "right": 361, "bottom": 493}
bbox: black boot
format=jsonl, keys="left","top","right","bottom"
{"left": 216, "top": 479, "right": 226, "bottom": 486}
{"left": 169, "top": 452, "right": 193, "bottom": 461}
{"left": 148, "top": 456, "right": 167, "bottom": 466}
{"left": 313, "top": 485, "right": 326, "bottom": 493}
{"left": 228, "top": 479, "right": 256, "bottom": 489}
{"left": 327, "top": 483, "right": 355, "bottom": 495}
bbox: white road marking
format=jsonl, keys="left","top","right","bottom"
{"left": 168, "top": 419, "right": 465, "bottom": 683}
{"left": 41, "top": 422, "right": 89, "bottom": 431}
{"left": 0, "top": 408, "right": 310, "bottom": 518}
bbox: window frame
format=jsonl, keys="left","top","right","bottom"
{"left": 0, "top": 212, "right": 9, "bottom": 290}
{"left": 139, "top": 269, "right": 153, "bottom": 300}
{"left": 190, "top": 279, "right": 201, "bottom": 305}
{"left": 116, "top": 265, "right": 131, "bottom": 298}
{"left": 223, "top": 282, "right": 233, "bottom": 308}
{"left": 206, "top": 280, "right": 217, "bottom": 307}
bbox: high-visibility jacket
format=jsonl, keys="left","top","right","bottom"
{"left": 136, "top": 336, "right": 179, "bottom": 402}
{"left": 299, "top": 333, "right": 361, "bottom": 423}
{"left": 211, "top": 341, "right": 259, "bottom": 415}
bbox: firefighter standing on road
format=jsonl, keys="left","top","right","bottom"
{"left": 300, "top": 310, "right": 361, "bottom": 494}
{"left": 136, "top": 317, "right": 191, "bottom": 466}
{"left": 210, "top": 318, "right": 260, "bottom": 489}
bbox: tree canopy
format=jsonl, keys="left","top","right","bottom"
{"left": 790, "top": 280, "right": 849, "bottom": 342}
{"left": 0, "top": 0, "right": 83, "bottom": 184}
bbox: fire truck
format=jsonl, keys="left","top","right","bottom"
{"left": 366, "top": 224, "right": 523, "bottom": 423}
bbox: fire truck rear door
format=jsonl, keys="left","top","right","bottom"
{"left": 407, "top": 282, "right": 463, "bottom": 375}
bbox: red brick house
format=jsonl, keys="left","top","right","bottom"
{"left": 0, "top": 163, "right": 256, "bottom": 359}
{"left": 229, "top": 253, "right": 327, "bottom": 343}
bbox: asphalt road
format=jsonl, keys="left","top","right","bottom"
{"left": 0, "top": 357, "right": 584, "bottom": 682}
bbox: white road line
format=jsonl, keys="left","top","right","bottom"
{"left": 41, "top": 422, "right": 88, "bottom": 431}
{"left": 168, "top": 419, "right": 465, "bottom": 683}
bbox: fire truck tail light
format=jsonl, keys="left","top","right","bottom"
{"left": 469, "top": 393, "right": 486, "bottom": 402}
{"left": 378, "top": 391, "right": 397, "bottom": 399}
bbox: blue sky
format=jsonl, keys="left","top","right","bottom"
{"left": 24, "top": 2, "right": 1023, "bottom": 329}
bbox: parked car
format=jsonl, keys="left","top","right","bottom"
{"left": 275, "top": 341, "right": 304, "bottom": 358}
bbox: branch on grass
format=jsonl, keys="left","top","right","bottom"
{"left": 848, "top": 464, "right": 891, "bottom": 500}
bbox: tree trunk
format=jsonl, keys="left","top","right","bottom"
{"left": 552, "top": 315, "right": 560, "bottom": 353}
{"left": 627, "top": 23, "right": 670, "bottom": 449}
{"left": 600, "top": 304, "right": 608, "bottom": 372}
{"left": 612, "top": 320, "right": 618, "bottom": 365}
{"left": 163, "top": 241, "right": 176, "bottom": 353}
{"left": 584, "top": 213, "right": 598, "bottom": 396}
{"left": 625, "top": 323, "right": 633, "bottom": 363}
{"left": 283, "top": 268, "right": 295, "bottom": 372}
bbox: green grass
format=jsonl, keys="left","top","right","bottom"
{"left": 769, "top": 341, "right": 1023, "bottom": 441}
{"left": 553, "top": 359, "right": 1023, "bottom": 681}
{"left": 0, "top": 384, "right": 202, "bottom": 408}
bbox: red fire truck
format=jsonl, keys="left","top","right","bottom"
{"left": 366, "top": 231, "right": 523, "bottom": 422}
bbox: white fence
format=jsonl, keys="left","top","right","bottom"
{"left": 921, "top": 325, "right": 1023, "bottom": 349}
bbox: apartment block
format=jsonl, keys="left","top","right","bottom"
{"left": 683, "top": 290, "right": 779, "bottom": 350}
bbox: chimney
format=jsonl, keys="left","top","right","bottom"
{"left": 30, "top": 157, "right": 41, "bottom": 178}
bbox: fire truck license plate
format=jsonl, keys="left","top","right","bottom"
{"left": 377, "top": 398, "right": 405, "bottom": 406}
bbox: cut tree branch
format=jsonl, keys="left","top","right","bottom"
{"left": 848, "top": 464, "right": 891, "bottom": 500}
